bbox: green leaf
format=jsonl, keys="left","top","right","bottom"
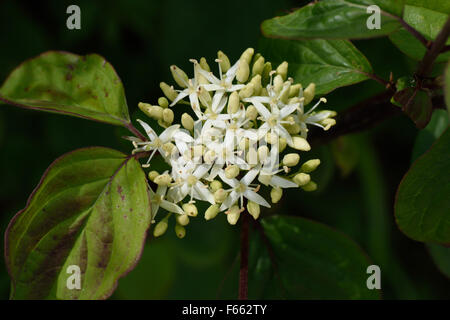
{"left": 395, "top": 128, "right": 450, "bottom": 245}
{"left": 405, "top": 0, "right": 450, "bottom": 14}
{"left": 0, "top": 51, "right": 131, "bottom": 127}
{"left": 427, "top": 243, "right": 450, "bottom": 279}
{"left": 258, "top": 38, "right": 373, "bottom": 95}
{"left": 5, "top": 147, "right": 151, "bottom": 299}
{"left": 261, "top": 0, "right": 404, "bottom": 40}
{"left": 250, "top": 215, "right": 380, "bottom": 299}
{"left": 392, "top": 88, "right": 433, "bottom": 128}
{"left": 389, "top": 5, "right": 450, "bottom": 62}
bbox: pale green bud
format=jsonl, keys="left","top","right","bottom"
{"left": 205, "top": 204, "right": 220, "bottom": 220}
{"left": 154, "top": 173, "right": 172, "bottom": 186}
{"left": 151, "top": 105, "right": 164, "bottom": 120}
{"left": 240, "top": 48, "right": 254, "bottom": 65}
{"left": 276, "top": 61, "right": 288, "bottom": 80}
{"left": 214, "top": 188, "right": 227, "bottom": 203}
{"left": 265, "top": 132, "right": 279, "bottom": 144}
{"left": 252, "top": 56, "right": 265, "bottom": 77}
{"left": 228, "top": 91, "right": 240, "bottom": 114}
{"left": 246, "top": 105, "right": 258, "bottom": 121}
{"left": 239, "top": 83, "right": 254, "bottom": 99}
{"left": 158, "top": 97, "right": 169, "bottom": 108}
{"left": 289, "top": 84, "right": 302, "bottom": 98}
{"left": 199, "top": 57, "right": 210, "bottom": 72}
{"left": 138, "top": 102, "right": 153, "bottom": 118}
{"left": 227, "top": 205, "right": 241, "bottom": 225}
{"left": 176, "top": 214, "right": 190, "bottom": 226}
{"left": 250, "top": 74, "right": 262, "bottom": 95}
{"left": 182, "top": 203, "right": 198, "bottom": 217}
{"left": 302, "top": 181, "right": 317, "bottom": 192}
{"left": 175, "top": 224, "right": 186, "bottom": 239}
{"left": 260, "top": 87, "right": 269, "bottom": 96}
{"left": 148, "top": 170, "right": 159, "bottom": 181}
{"left": 160, "top": 82, "right": 178, "bottom": 101}
{"left": 209, "top": 180, "right": 222, "bottom": 193}
{"left": 283, "top": 153, "right": 300, "bottom": 167}
{"left": 246, "top": 147, "right": 258, "bottom": 165}
{"left": 293, "top": 173, "right": 311, "bottom": 186}
{"left": 258, "top": 173, "right": 272, "bottom": 186}
{"left": 225, "top": 164, "right": 240, "bottom": 179}
{"left": 238, "top": 137, "right": 249, "bottom": 150}
{"left": 279, "top": 82, "right": 291, "bottom": 104}
{"left": 303, "top": 83, "right": 316, "bottom": 105}
{"left": 270, "top": 187, "right": 283, "bottom": 203}
{"left": 236, "top": 60, "right": 250, "bottom": 83}
{"left": 292, "top": 136, "right": 311, "bottom": 151}
{"left": 247, "top": 201, "right": 260, "bottom": 220}
{"left": 286, "top": 123, "right": 301, "bottom": 135}
{"left": 258, "top": 145, "right": 270, "bottom": 162}
{"left": 273, "top": 75, "right": 284, "bottom": 93}
{"left": 198, "top": 86, "right": 212, "bottom": 107}
{"left": 170, "top": 65, "right": 189, "bottom": 88}
{"left": 158, "top": 119, "right": 169, "bottom": 129}
{"left": 301, "top": 159, "right": 321, "bottom": 173}
{"left": 153, "top": 219, "right": 168, "bottom": 237}
{"left": 217, "top": 50, "right": 231, "bottom": 73}
{"left": 181, "top": 113, "right": 195, "bottom": 131}
{"left": 279, "top": 137, "right": 287, "bottom": 152}
{"left": 261, "top": 62, "right": 272, "bottom": 86}
{"left": 162, "top": 108, "right": 174, "bottom": 124}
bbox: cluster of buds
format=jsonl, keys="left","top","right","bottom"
{"left": 127, "top": 48, "right": 336, "bottom": 238}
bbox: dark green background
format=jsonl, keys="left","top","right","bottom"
{"left": 0, "top": 0, "right": 448, "bottom": 299}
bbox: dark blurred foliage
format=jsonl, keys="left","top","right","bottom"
{"left": 0, "top": 0, "right": 448, "bottom": 300}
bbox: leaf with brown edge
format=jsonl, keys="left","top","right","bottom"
{"left": 5, "top": 147, "right": 151, "bottom": 300}
{"left": 0, "top": 51, "right": 130, "bottom": 127}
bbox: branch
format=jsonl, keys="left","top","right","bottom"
{"left": 239, "top": 213, "right": 249, "bottom": 300}
{"left": 125, "top": 122, "right": 148, "bottom": 141}
{"left": 397, "top": 17, "right": 430, "bottom": 48}
{"left": 416, "top": 17, "right": 450, "bottom": 78}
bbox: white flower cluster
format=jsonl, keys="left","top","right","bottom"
{"left": 127, "top": 48, "right": 336, "bottom": 238}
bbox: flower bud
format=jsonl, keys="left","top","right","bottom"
{"left": 301, "top": 159, "right": 321, "bottom": 173}
{"left": 154, "top": 173, "right": 172, "bottom": 186}
{"left": 240, "top": 48, "right": 254, "bottom": 65}
{"left": 238, "top": 137, "right": 249, "bottom": 150}
{"left": 181, "top": 113, "right": 194, "bottom": 131}
{"left": 160, "top": 82, "right": 178, "bottom": 101}
{"left": 261, "top": 62, "right": 272, "bottom": 86}
{"left": 170, "top": 65, "right": 189, "bottom": 88}
{"left": 225, "top": 164, "right": 240, "bottom": 179}
{"left": 138, "top": 102, "right": 153, "bottom": 118}
{"left": 276, "top": 61, "right": 288, "bottom": 80}
{"left": 176, "top": 213, "right": 190, "bottom": 226}
{"left": 209, "top": 180, "right": 222, "bottom": 193}
{"left": 283, "top": 153, "right": 300, "bottom": 167}
{"left": 162, "top": 108, "right": 174, "bottom": 124}
{"left": 158, "top": 119, "right": 168, "bottom": 129}
{"left": 246, "top": 105, "right": 258, "bottom": 121}
{"left": 228, "top": 91, "right": 240, "bottom": 114}
{"left": 227, "top": 205, "right": 241, "bottom": 225}
{"left": 239, "top": 83, "right": 254, "bottom": 99}
{"left": 153, "top": 219, "right": 168, "bottom": 237}
{"left": 292, "top": 136, "right": 311, "bottom": 151}
{"left": 214, "top": 188, "right": 227, "bottom": 203}
{"left": 199, "top": 57, "right": 210, "bottom": 72}
{"left": 175, "top": 224, "right": 186, "bottom": 239}
{"left": 302, "top": 181, "right": 317, "bottom": 192}
{"left": 286, "top": 123, "right": 301, "bottom": 135}
{"left": 249, "top": 74, "right": 262, "bottom": 95}
{"left": 273, "top": 75, "right": 284, "bottom": 93}
{"left": 158, "top": 97, "right": 169, "bottom": 108}
{"left": 258, "top": 145, "right": 269, "bottom": 162}
{"left": 270, "top": 187, "right": 283, "bottom": 203}
{"left": 217, "top": 50, "right": 231, "bottom": 73}
{"left": 289, "top": 83, "right": 302, "bottom": 98}
{"left": 252, "top": 56, "right": 265, "bottom": 77}
{"left": 279, "top": 137, "right": 287, "bottom": 152}
{"left": 236, "top": 60, "right": 250, "bottom": 83}
{"left": 148, "top": 170, "right": 159, "bottom": 181}
{"left": 303, "top": 83, "right": 316, "bottom": 105}
{"left": 205, "top": 204, "right": 220, "bottom": 220}
{"left": 293, "top": 173, "right": 310, "bottom": 186}
{"left": 198, "top": 86, "right": 212, "bottom": 107}
{"left": 246, "top": 147, "right": 258, "bottom": 165}
{"left": 182, "top": 203, "right": 198, "bottom": 217}
{"left": 247, "top": 201, "right": 261, "bottom": 220}
{"left": 258, "top": 173, "right": 272, "bottom": 186}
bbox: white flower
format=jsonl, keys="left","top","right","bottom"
{"left": 293, "top": 97, "right": 336, "bottom": 138}
{"left": 149, "top": 183, "right": 184, "bottom": 223}
{"left": 167, "top": 158, "right": 215, "bottom": 204}
{"left": 198, "top": 58, "right": 245, "bottom": 96}
{"left": 219, "top": 168, "right": 270, "bottom": 211}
